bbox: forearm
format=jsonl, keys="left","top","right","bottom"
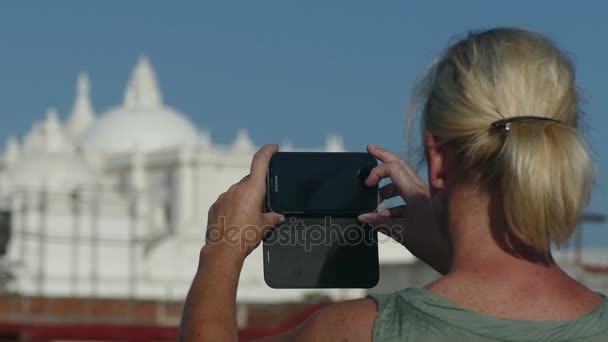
{"left": 179, "top": 247, "right": 244, "bottom": 342}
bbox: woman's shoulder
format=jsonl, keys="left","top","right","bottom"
{"left": 368, "top": 287, "right": 608, "bottom": 322}
{"left": 367, "top": 287, "right": 441, "bottom": 312}
{"left": 270, "top": 298, "right": 377, "bottom": 342}
{"left": 283, "top": 289, "right": 454, "bottom": 341}
{"left": 366, "top": 288, "right": 449, "bottom": 341}
{"left": 367, "top": 287, "right": 608, "bottom": 342}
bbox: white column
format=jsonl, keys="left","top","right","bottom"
{"left": 129, "top": 146, "right": 148, "bottom": 239}
{"left": 195, "top": 145, "right": 215, "bottom": 228}
{"left": 7, "top": 192, "right": 22, "bottom": 263}
{"left": 37, "top": 185, "right": 48, "bottom": 295}
{"left": 128, "top": 148, "right": 148, "bottom": 294}
{"left": 70, "top": 190, "right": 81, "bottom": 294}
{"left": 171, "top": 146, "right": 193, "bottom": 231}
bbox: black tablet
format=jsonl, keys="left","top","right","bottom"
{"left": 265, "top": 152, "right": 379, "bottom": 215}
{"left": 263, "top": 216, "right": 379, "bottom": 288}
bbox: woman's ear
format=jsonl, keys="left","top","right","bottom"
{"left": 424, "top": 132, "right": 448, "bottom": 190}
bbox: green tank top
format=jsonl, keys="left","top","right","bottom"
{"left": 368, "top": 288, "right": 608, "bottom": 341}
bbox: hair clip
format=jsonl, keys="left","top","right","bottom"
{"left": 491, "top": 116, "right": 563, "bottom": 132}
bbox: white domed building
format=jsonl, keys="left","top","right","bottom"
{"left": 81, "top": 58, "right": 200, "bottom": 155}
{"left": 0, "top": 56, "right": 418, "bottom": 311}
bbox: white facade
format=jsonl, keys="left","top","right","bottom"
{"left": 0, "top": 56, "right": 415, "bottom": 303}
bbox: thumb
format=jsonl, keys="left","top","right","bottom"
{"left": 262, "top": 212, "right": 286, "bottom": 228}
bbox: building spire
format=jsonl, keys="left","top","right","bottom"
{"left": 232, "top": 129, "right": 254, "bottom": 152}
{"left": 124, "top": 55, "right": 163, "bottom": 108}
{"left": 66, "top": 72, "right": 95, "bottom": 140}
{"left": 325, "top": 134, "right": 344, "bottom": 152}
{"left": 42, "top": 108, "right": 71, "bottom": 153}
{"left": 43, "top": 107, "right": 61, "bottom": 132}
{"left": 3, "top": 136, "right": 19, "bottom": 166}
{"left": 21, "top": 107, "right": 72, "bottom": 154}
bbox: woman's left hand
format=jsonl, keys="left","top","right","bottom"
{"left": 204, "top": 144, "right": 286, "bottom": 261}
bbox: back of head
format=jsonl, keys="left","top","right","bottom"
{"left": 412, "top": 27, "right": 593, "bottom": 251}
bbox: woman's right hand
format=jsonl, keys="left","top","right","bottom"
{"left": 358, "top": 144, "right": 451, "bottom": 275}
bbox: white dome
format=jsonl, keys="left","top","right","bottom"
{"left": 7, "top": 154, "right": 96, "bottom": 190}
{"left": 82, "top": 105, "right": 199, "bottom": 154}
{"left": 81, "top": 56, "right": 200, "bottom": 154}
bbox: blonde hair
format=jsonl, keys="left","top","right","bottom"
{"left": 409, "top": 27, "right": 593, "bottom": 251}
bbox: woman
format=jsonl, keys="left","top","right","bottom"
{"left": 180, "top": 27, "right": 608, "bottom": 341}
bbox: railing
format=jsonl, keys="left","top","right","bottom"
{"left": 0, "top": 294, "right": 184, "bottom": 325}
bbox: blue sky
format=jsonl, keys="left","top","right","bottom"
{"left": 0, "top": 1, "right": 606, "bottom": 245}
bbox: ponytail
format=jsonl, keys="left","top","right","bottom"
{"left": 409, "top": 27, "right": 594, "bottom": 251}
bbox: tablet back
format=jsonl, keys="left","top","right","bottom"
{"left": 263, "top": 216, "right": 379, "bottom": 288}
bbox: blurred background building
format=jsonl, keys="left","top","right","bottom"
{"left": 0, "top": 56, "right": 421, "bottom": 340}
{"left": 0, "top": 56, "right": 604, "bottom": 341}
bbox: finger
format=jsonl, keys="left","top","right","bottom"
{"left": 216, "top": 191, "right": 226, "bottom": 202}
{"left": 367, "top": 144, "right": 401, "bottom": 163}
{"left": 226, "top": 182, "right": 240, "bottom": 194}
{"left": 238, "top": 174, "right": 250, "bottom": 184}
{"left": 249, "top": 144, "right": 279, "bottom": 184}
{"left": 379, "top": 182, "right": 400, "bottom": 201}
{"left": 208, "top": 197, "right": 221, "bottom": 219}
{"left": 262, "top": 212, "right": 286, "bottom": 228}
{"left": 365, "top": 162, "right": 397, "bottom": 186}
{"left": 367, "top": 145, "right": 419, "bottom": 176}
{"left": 379, "top": 205, "right": 408, "bottom": 218}
{"left": 358, "top": 213, "right": 407, "bottom": 243}
{"left": 209, "top": 192, "right": 226, "bottom": 211}
{"left": 358, "top": 205, "right": 407, "bottom": 224}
